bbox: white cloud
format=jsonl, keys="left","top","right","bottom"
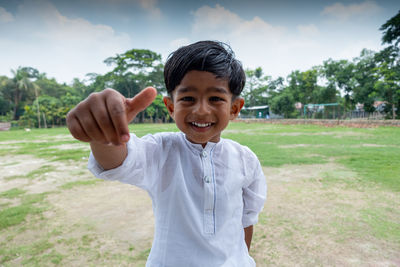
{"left": 0, "top": 7, "right": 14, "bottom": 23}
{"left": 137, "top": 0, "right": 161, "bottom": 18}
{"left": 189, "top": 4, "right": 323, "bottom": 78}
{"left": 192, "top": 4, "right": 242, "bottom": 33}
{"left": 186, "top": 4, "right": 382, "bottom": 80}
{"left": 0, "top": 0, "right": 133, "bottom": 83}
{"left": 192, "top": 5, "right": 285, "bottom": 41}
{"left": 93, "top": 0, "right": 161, "bottom": 18}
{"left": 321, "top": 1, "right": 382, "bottom": 20}
{"left": 297, "top": 24, "right": 319, "bottom": 36}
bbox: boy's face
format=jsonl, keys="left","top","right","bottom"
{"left": 163, "top": 70, "right": 244, "bottom": 146}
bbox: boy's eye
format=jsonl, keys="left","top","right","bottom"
{"left": 209, "top": 96, "right": 225, "bottom": 102}
{"left": 180, "top": 96, "right": 195, "bottom": 102}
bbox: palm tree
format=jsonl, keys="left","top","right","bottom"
{"left": 7, "top": 67, "right": 37, "bottom": 121}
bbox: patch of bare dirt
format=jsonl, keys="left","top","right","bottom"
{"left": 0, "top": 154, "right": 94, "bottom": 194}
{"left": 48, "top": 181, "right": 154, "bottom": 251}
{"left": 0, "top": 155, "right": 49, "bottom": 192}
{"left": 262, "top": 162, "right": 352, "bottom": 182}
{"left": 0, "top": 155, "right": 47, "bottom": 178}
{"left": 0, "top": 154, "right": 153, "bottom": 265}
{"left": 254, "top": 162, "right": 400, "bottom": 266}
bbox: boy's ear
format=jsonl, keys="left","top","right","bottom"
{"left": 230, "top": 97, "right": 244, "bottom": 120}
{"left": 163, "top": 96, "right": 174, "bottom": 117}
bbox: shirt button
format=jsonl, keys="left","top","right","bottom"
{"left": 204, "top": 176, "right": 211, "bottom": 183}
{"left": 201, "top": 151, "right": 207, "bottom": 158}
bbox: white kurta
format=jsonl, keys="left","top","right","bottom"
{"left": 88, "top": 132, "right": 267, "bottom": 267}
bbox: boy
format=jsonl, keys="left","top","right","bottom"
{"left": 67, "top": 41, "right": 266, "bottom": 266}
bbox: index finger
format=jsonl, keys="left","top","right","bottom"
{"left": 105, "top": 94, "right": 130, "bottom": 143}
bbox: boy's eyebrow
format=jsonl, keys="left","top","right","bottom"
{"left": 177, "top": 86, "right": 229, "bottom": 94}
{"left": 209, "top": 87, "right": 229, "bottom": 94}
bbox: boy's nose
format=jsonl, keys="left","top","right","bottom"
{"left": 194, "top": 100, "right": 211, "bottom": 115}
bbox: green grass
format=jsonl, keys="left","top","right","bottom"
{"left": 0, "top": 123, "right": 399, "bottom": 191}
{"left": 0, "top": 188, "right": 26, "bottom": 198}
{"left": 0, "top": 122, "right": 399, "bottom": 265}
{"left": 59, "top": 179, "right": 99, "bottom": 190}
{"left": 360, "top": 208, "right": 400, "bottom": 243}
{"left": 0, "top": 239, "right": 61, "bottom": 266}
{"left": 0, "top": 193, "right": 48, "bottom": 230}
{"left": 0, "top": 127, "right": 89, "bottom": 161}
{"left": 14, "top": 141, "right": 90, "bottom": 162}
{"left": 3, "top": 165, "right": 58, "bottom": 181}
{"left": 26, "top": 165, "right": 57, "bottom": 179}
{"left": 222, "top": 122, "right": 400, "bottom": 192}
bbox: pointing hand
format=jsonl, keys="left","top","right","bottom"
{"left": 67, "top": 87, "right": 157, "bottom": 145}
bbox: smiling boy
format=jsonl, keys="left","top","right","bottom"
{"left": 67, "top": 41, "right": 266, "bottom": 266}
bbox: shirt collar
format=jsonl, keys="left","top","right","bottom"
{"left": 180, "top": 132, "right": 219, "bottom": 154}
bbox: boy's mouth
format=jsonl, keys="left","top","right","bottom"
{"left": 191, "top": 122, "right": 213, "bottom": 128}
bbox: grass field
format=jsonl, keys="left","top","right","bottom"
{"left": 0, "top": 122, "right": 399, "bottom": 266}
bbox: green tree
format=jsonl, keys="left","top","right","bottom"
{"left": 375, "top": 47, "right": 400, "bottom": 119}
{"left": 380, "top": 10, "right": 400, "bottom": 47}
{"left": 1, "top": 67, "right": 38, "bottom": 120}
{"left": 376, "top": 10, "right": 400, "bottom": 119}
{"left": 103, "top": 49, "right": 163, "bottom": 98}
{"left": 34, "top": 75, "right": 75, "bottom": 99}
{"left": 322, "top": 59, "right": 355, "bottom": 109}
{"left": 270, "top": 91, "right": 296, "bottom": 118}
{"left": 70, "top": 78, "right": 91, "bottom": 99}
{"left": 243, "top": 67, "right": 270, "bottom": 107}
{"left": 144, "top": 94, "right": 170, "bottom": 123}
{"left": 352, "top": 49, "right": 379, "bottom": 113}
{"left": 102, "top": 48, "right": 165, "bottom": 122}
{"left": 85, "top": 73, "right": 108, "bottom": 94}
{"left": 0, "top": 76, "right": 12, "bottom": 118}
{"left": 286, "top": 69, "right": 322, "bottom": 105}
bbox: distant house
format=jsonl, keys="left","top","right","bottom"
{"left": 356, "top": 103, "right": 364, "bottom": 111}
{"left": 295, "top": 102, "right": 303, "bottom": 110}
{"left": 355, "top": 101, "right": 387, "bottom": 112}
{"left": 240, "top": 105, "right": 269, "bottom": 118}
{"left": 373, "top": 101, "right": 387, "bottom": 112}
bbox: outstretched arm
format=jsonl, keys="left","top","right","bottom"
{"left": 66, "top": 87, "right": 157, "bottom": 170}
{"left": 244, "top": 225, "right": 253, "bottom": 251}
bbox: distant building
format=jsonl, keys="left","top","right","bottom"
{"left": 356, "top": 103, "right": 364, "bottom": 111}
{"left": 240, "top": 105, "right": 269, "bottom": 118}
{"left": 295, "top": 102, "right": 303, "bottom": 109}
{"left": 373, "top": 101, "right": 387, "bottom": 112}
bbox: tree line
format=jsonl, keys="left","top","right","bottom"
{"left": 0, "top": 49, "right": 169, "bottom": 128}
{"left": 0, "top": 11, "right": 399, "bottom": 127}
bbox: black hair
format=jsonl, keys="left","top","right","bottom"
{"left": 164, "top": 40, "right": 246, "bottom": 97}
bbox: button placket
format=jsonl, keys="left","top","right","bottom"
{"left": 201, "top": 149, "right": 215, "bottom": 234}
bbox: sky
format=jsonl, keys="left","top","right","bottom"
{"left": 0, "top": 0, "right": 398, "bottom": 84}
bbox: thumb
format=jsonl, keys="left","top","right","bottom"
{"left": 125, "top": 87, "right": 158, "bottom": 122}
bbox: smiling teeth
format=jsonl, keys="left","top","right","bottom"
{"left": 192, "top": 122, "right": 211, "bottom": 127}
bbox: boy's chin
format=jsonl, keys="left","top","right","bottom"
{"left": 185, "top": 134, "right": 220, "bottom": 145}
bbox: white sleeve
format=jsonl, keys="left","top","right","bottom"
{"left": 87, "top": 133, "right": 161, "bottom": 192}
{"left": 242, "top": 159, "right": 267, "bottom": 228}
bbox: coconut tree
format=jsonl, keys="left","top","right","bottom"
{"left": 3, "top": 67, "right": 38, "bottom": 121}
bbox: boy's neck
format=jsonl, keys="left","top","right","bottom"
{"left": 183, "top": 133, "right": 220, "bottom": 149}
